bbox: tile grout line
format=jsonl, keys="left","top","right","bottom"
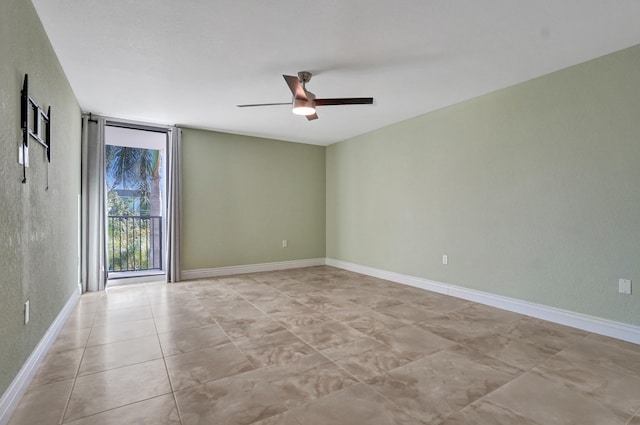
{"left": 256, "top": 273, "right": 527, "bottom": 425}
{"left": 225, "top": 274, "right": 472, "bottom": 386}
{"left": 193, "top": 276, "right": 392, "bottom": 422}
{"left": 147, "top": 285, "right": 185, "bottom": 425}
{"left": 168, "top": 281, "right": 260, "bottom": 385}
{"left": 63, "top": 289, "right": 172, "bottom": 424}
{"left": 201, "top": 297, "right": 259, "bottom": 372}
{"left": 399, "top": 317, "right": 591, "bottom": 424}
{"left": 429, "top": 332, "right": 624, "bottom": 425}
{"left": 214, "top": 277, "right": 340, "bottom": 358}
{"left": 221, "top": 276, "right": 466, "bottom": 425}
{"left": 57, "top": 306, "right": 96, "bottom": 425}
{"left": 626, "top": 406, "right": 640, "bottom": 425}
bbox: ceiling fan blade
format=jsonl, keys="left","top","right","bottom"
{"left": 283, "top": 75, "right": 307, "bottom": 100}
{"left": 315, "top": 97, "right": 374, "bottom": 106}
{"left": 306, "top": 113, "right": 318, "bottom": 121}
{"left": 236, "top": 102, "right": 291, "bottom": 107}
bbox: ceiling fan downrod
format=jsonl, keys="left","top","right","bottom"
{"left": 298, "top": 71, "right": 312, "bottom": 90}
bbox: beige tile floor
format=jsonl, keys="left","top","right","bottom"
{"left": 8, "top": 266, "right": 640, "bottom": 425}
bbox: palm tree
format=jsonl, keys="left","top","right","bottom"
{"left": 106, "top": 145, "right": 163, "bottom": 270}
{"left": 107, "top": 146, "right": 148, "bottom": 212}
{"left": 106, "top": 146, "right": 163, "bottom": 215}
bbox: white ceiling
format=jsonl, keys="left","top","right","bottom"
{"left": 31, "top": 0, "right": 640, "bottom": 146}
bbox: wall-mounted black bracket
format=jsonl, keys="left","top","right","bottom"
{"left": 21, "top": 74, "right": 52, "bottom": 184}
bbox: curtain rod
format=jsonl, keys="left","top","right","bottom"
{"left": 105, "top": 120, "right": 170, "bottom": 134}
{"left": 83, "top": 113, "right": 172, "bottom": 133}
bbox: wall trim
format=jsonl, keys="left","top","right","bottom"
{"left": 181, "top": 258, "right": 327, "bottom": 280}
{"left": 0, "top": 285, "right": 81, "bottom": 425}
{"left": 326, "top": 258, "right": 640, "bottom": 344}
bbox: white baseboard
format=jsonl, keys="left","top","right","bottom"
{"left": 326, "top": 258, "right": 640, "bottom": 345}
{"left": 181, "top": 258, "right": 327, "bottom": 280}
{"left": 0, "top": 285, "right": 81, "bottom": 425}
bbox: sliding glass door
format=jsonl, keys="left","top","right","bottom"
{"left": 105, "top": 124, "right": 166, "bottom": 279}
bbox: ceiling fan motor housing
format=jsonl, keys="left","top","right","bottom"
{"left": 298, "top": 71, "right": 312, "bottom": 84}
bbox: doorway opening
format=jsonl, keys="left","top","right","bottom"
{"left": 105, "top": 123, "right": 167, "bottom": 284}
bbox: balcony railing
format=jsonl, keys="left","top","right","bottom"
{"left": 108, "top": 215, "right": 162, "bottom": 272}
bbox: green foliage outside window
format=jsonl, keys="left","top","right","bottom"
{"left": 106, "top": 144, "right": 163, "bottom": 272}
{"left": 107, "top": 191, "right": 154, "bottom": 271}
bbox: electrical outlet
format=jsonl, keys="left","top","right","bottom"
{"left": 619, "top": 279, "right": 632, "bottom": 295}
{"left": 24, "top": 300, "right": 30, "bottom": 324}
{"left": 282, "top": 240, "right": 288, "bottom": 248}
{"left": 442, "top": 254, "right": 448, "bottom": 265}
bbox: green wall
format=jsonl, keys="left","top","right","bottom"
{"left": 327, "top": 45, "right": 640, "bottom": 326}
{"left": 181, "top": 128, "right": 326, "bottom": 270}
{"left": 0, "top": 1, "right": 81, "bottom": 395}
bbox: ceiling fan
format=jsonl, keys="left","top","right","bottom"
{"left": 237, "top": 71, "right": 374, "bottom": 121}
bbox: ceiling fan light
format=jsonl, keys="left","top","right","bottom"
{"left": 292, "top": 97, "right": 316, "bottom": 116}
